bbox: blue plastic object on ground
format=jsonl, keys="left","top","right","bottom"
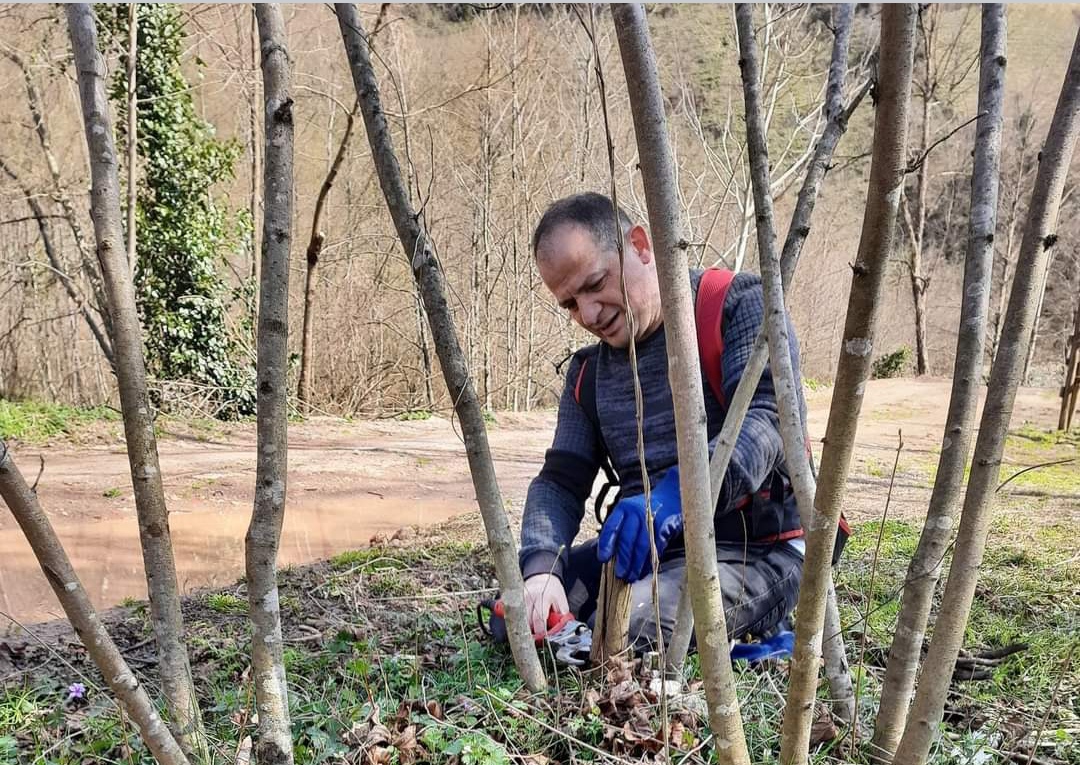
{"left": 730, "top": 630, "right": 794, "bottom": 664}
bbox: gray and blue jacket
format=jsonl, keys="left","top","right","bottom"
{"left": 520, "top": 269, "right": 806, "bottom": 581}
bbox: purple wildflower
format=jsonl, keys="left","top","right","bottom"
{"left": 66, "top": 682, "right": 86, "bottom": 702}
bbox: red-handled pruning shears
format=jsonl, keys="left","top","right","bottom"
{"left": 478, "top": 598, "right": 593, "bottom": 666}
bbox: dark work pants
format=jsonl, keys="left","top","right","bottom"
{"left": 562, "top": 538, "right": 804, "bottom": 652}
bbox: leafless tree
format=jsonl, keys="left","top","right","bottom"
{"left": 246, "top": 5, "right": 295, "bottom": 764}
{"left": 65, "top": 4, "right": 209, "bottom": 760}
{"left": 613, "top": 5, "right": 749, "bottom": 762}
{"left": 773, "top": 5, "right": 917, "bottom": 762}
{"left": 298, "top": 98, "right": 358, "bottom": 411}
{"left": 900, "top": 5, "right": 979, "bottom": 376}
{"left": 891, "top": 24, "right": 1080, "bottom": 765}
{"left": 871, "top": 7, "right": 1007, "bottom": 759}
{"left": 335, "top": 1, "right": 546, "bottom": 693}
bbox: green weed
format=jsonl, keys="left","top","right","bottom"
{"left": 102, "top": 487, "right": 122, "bottom": 499}
{"left": 206, "top": 592, "right": 247, "bottom": 615}
{"left": 397, "top": 409, "right": 433, "bottom": 421}
{"left": 0, "top": 399, "right": 118, "bottom": 443}
{"left": 870, "top": 346, "right": 911, "bottom": 379}
{"left": 367, "top": 570, "right": 418, "bottom": 598}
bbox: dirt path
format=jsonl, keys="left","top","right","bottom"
{"left": 1, "top": 379, "right": 1072, "bottom": 625}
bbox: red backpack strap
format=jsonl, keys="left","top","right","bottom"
{"left": 695, "top": 268, "right": 737, "bottom": 407}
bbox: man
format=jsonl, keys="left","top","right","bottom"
{"left": 519, "top": 192, "right": 807, "bottom": 651}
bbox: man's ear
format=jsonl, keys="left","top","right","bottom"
{"left": 628, "top": 225, "right": 653, "bottom": 264}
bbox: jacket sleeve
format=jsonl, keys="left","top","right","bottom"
{"left": 519, "top": 352, "right": 603, "bottom": 581}
{"left": 708, "top": 275, "right": 805, "bottom": 515}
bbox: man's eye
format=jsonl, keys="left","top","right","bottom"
{"left": 588, "top": 278, "right": 605, "bottom": 292}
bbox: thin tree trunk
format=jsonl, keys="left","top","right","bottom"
{"left": 0, "top": 446, "right": 190, "bottom": 765}
{"left": 335, "top": 2, "right": 545, "bottom": 693}
{"left": 125, "top": 2, "right": 138, "bottom": 280}
{"left": 65, "top": 6, "right": 209, "bottom": 761}
{"left": 737, "top": 8, "right": 890, "bottom": 764}
{"left": 415, "top": 295, "right": 436, "bottom": 410}
{"left": 665, "top": 5, "right": 864, "bottom": 705}
{"left": 1022, "top": 259, "right": 1052, "bottom": 383}
{"left": 1060, "top": 296, "right": 1080, "bottom": 430}
{"left": 911, "top": 56, "right": 932, "bottom": 377}
{"left": 612, "top": 7, "right": 748, "bottom": 760}
{"left": 778, "top": 6, "right": 917, "bottom": 763}
{"left": 246, "top": 7, "right": 295, "bottom": 764}
{"left": 249, "top": 4, "right": 261, "bottom": 291}
{"left": 298, "top": 100, "right": 358, "bottom": 411}
{"left": 871, "top": 9, "right": 1006, "bottom": 759}
{"left": 584, "top": 3, "right": 632, "bottom": 665}
{"left": 891, "top": 27, "right": 1080, "bottom": 765}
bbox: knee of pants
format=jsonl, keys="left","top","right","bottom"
{"left": 627, "top": 586, "right": 671, "bottom": 650}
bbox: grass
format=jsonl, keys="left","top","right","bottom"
{"left": 0, "top": 399, "right": 118, "bottom": 443}
{"left": 206, "top": 592, "right": 247, "bottom": 615}
{"left": 396, "top": 409, "right": 434, "bottom": 421}
{"left": 4, "top": 527, "right": 1075, "bottom": 765}
{"left": 836, "top": 517, "right": 1079, "bottom": 764}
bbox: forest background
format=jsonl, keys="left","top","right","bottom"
{"left": 2, "top": 3, "right": 1078, "bottom": 420}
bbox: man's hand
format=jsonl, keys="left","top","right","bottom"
{"left": 523, "top": 573, "right": 569, "bottom": 636}
{"left": 597, "top": 466, "right": 683, "bottom": 582}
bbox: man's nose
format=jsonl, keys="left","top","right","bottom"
{"left": 579, "top": 298, "right": 602, "bottom": 328}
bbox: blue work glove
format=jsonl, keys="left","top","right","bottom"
{"left": 597, "top": 466, "right": 683, "bottom": 582}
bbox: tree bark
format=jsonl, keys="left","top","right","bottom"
{"left": 777, "top": 6, "right": 917, "bottom": 763}
{"left": 1060, "top": 296, "right": 1080, "bottom": 430}
{"left": 1021, "top": 259, "right": 1052, "bottom": 384}
{"left": 298, "top": 100, "right": 358, "bottom": 412}
{"left": 909, "top": 46, "right": 933, "bottom": 377}
{"left": 891, "top": 26, "right": 1080, "bottom": 765}
{"left": 246, "top": 6, "right": 295, "bottom": 765}
{"left": 335, "top": 2, "right": 545, "bottom": 693}
{"left": 736, "top": 8, "right": 891, "bottom": 764}
{"left": 0, "top": 446, "right": 190, "bottom": 765}
{"left": 612, "top": 6, "right": 749, "bottom": 761}
{"left": 249, "top": 4, "right": 261, "bottom": 290}
{"left": 871, "top": 8, "right": 1007, "bottom": 759}
{"left": 65, "top": 6, "right": 209, "bottom": 761}
{"left": 665, "top": 5, "right": 864, "bottom": 709}
{"left": 125, "top": 2, "right": 138, "bottom": 280}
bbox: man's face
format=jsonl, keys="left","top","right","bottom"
{"left": 536, "top": 223, "right": 662, "bottom": 348}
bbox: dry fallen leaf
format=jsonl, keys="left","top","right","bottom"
{"left": 809, "top": 702, "right": 838, "bottom": 746}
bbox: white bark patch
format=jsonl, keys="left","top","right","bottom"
{"left": 139, "top": 465, "right": 158, "bottom": 479}
{"left": 807, "top": 630, "right": 823, "bottom": 655}
{"left": 844, "top": 337, "right": 872, "bottom": 357}
{"left": 933, "top": 515, "right": 954, "bottom": 530}
{"left": 715, "top": 702, "right": 738, "bottom": 716}
{"left": 715, "top": 737, "right": 732, "bottom": 750}
{"left": 704, "top": 630, "right": 724, "bottom": 648}
{"left": 263, "top": 443, "right": 277, "bottom": 455}
{"left": 270, "top": 480, "right": 285, "bottom": 506}
{"left": 262, "top": 587, "right": 280, "bottom": 613}
{"left": 112, "top": 670, "right": 138, "bottom": 690}
{"left": 942, "top": 436, "right": 953, "bottom": 451}
{"left": 501, "top": 589, "right": 523, "bottom": 608}
{"left": 91, "top": 123, "right": 105, "bottom": 136}
{"left": 855, "top": 381, "right": 866, "bottom": 397}
{"left": 64, "top": 581, "right": 78, "bottom": 592}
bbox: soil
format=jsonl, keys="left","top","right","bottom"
{"left": 1, "top": 378, "right": 1075, "bottom": 626}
